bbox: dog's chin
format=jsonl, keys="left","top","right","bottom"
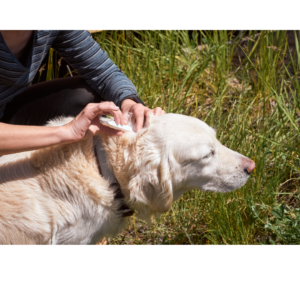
{"left": 202, "top": 186, "right": 238, "bottom": 193}
{"left": 201, "top": 175, "right": 250, "bottom": 193}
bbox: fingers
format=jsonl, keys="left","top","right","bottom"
{"left": 85, "top": 102, "right": 166, "bottom": 136}
{"left": 122, "top": 111, "right": 132, "bottom": 125}
{"left": 129, "top": 104, "right": 166, "bottom": 132}
{"left": 70, "top": 102, "right": 127, "bottom": 140}
{"left": 81, "top": 115, "right": 124, "bottom": 139}
{"left": 131, "top": 103, "right": 145, "bottom": 132}
{"left": 153, "top": 107, "right": 165, "bottom": 116}
{"left": 85, "top": 102, "right": 122, "bottom": 121}
{"left": 144, "top": 109, "right": 154, "bottom": 128}
{"left": 90, "top": 103, "right": 124, "bottom": 135}
{"left": 144, "top": 107, "right": 165, "bottom": 128}
{"left": 89, "top": 117, "right": 122, "bottom": 135}
{"left": 86, "top": 102, "right": 127, "bottom": 126}
{"left": 111, "top": 109, "right": 124, "bottom": 126}
{"left": 98, "top": 102, "right": 125, "bottom": 125}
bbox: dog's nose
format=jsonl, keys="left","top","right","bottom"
{"left": 244, "top": 159, "right": 255, "bottom": 174}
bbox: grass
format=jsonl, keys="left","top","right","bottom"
{"left": 45, "top": 30, "right": 300, "bottom": 244}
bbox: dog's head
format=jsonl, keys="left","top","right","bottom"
{"left": 106, "top": 113, "right": 255, "bottom": 220}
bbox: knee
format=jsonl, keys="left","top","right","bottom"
{"left": 69, "top": 77, "right": 104, "bottom": 108}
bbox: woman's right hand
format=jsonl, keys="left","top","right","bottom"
{"left": 0, "top": 102, "right": 125, "bottom": 156}
{"left": 62, "top": 102, "right": 125, "bottom": 143}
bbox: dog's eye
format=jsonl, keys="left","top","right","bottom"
{"left": 203, "top": 150, "right": 215, "bottom": 159}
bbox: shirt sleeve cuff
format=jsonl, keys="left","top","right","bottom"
{"left": 118, "top": 94, "right": 145, "bottom": 109}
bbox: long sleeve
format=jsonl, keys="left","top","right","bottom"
{"left": 51, "top": 30, "right": 144, "bottom": 108}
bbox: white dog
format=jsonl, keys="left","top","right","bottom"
{"left": 0, "top": 114, "right": 255, "bottom": 244}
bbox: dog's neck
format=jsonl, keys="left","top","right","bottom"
{"left": 93, "top": 135, "right": 134, "bottom": 217}
{"left": 97, "top": 121, "right": 186, "bottom": 220}
{"left": 99, "top": 130, "right": 141, "bottom": 198}
{"left": 93, "top": 136, "right": 118, "bottom": 184}
{"left": 98, "top": 126, "right": 172, "bottom": 219}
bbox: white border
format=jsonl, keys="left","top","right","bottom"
{"left": 1, "top": 2, "right": 299, "bottom": 298}
{"left": 1, "top": 0, "right": 299, "bottom": 29}
{"left": 0, "top": 246, "right": 299, "bottom": 299}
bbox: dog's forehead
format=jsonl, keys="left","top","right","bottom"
{"left": 155, "top": 114, "right": 216, "bottom": 137}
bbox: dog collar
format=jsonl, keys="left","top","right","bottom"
{"left": 93, "top": 136, "right": 134, "bottom": 218}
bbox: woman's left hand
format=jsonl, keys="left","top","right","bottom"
{"left": 121, "top": 99, "right": 165, "bottom": 132}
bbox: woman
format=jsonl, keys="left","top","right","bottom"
{"left": 0, "top": 30, "right": 164, "bottom": 156}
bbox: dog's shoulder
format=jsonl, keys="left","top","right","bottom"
{"left": 46, "top": 116, "right": 74, "bottom": 127}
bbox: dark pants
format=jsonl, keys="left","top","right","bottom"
{"left": 1, "top": 76, "right": 104, "bottom": 126}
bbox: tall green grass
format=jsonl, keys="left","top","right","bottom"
{"left": 47, "top": 31, "right": 300, "bottom": 244}
{"left": 95, "top": 30, "right": 300, "bottom": 245}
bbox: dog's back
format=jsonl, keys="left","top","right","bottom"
{"left": 0, "top": 136, "right": 123, "bottom": 245}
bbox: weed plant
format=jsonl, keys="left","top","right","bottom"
{"left": 45, "top": 31, "right": 300, "bottom": 244}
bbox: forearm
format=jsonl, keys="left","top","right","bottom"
{"left": 0, "top": 122, "right": 67, "bottom": 156}
{"left": 52, "top": 31, "right": 144, "bottom": 108}
{"left": 0, "top": 102, "right": 125, "bottom": 156}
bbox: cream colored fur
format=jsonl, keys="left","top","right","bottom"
{"left": 0, "top": 114, "right": 254, "bottom": 244}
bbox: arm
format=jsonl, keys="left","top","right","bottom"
{"left": 0, "top": 102, "right": 124, "bottom": 156}
{"left": 51, "top": 30, "right": 144, "bottom": 108}
{"left": 0, "top": 123, "right": 66, "bottom": 156}
{"left": 52, "top": 31, "right": 165, "bottom": 131}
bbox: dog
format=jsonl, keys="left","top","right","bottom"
{"left": 0, "top": 113, "right": 255, "bottom": 244}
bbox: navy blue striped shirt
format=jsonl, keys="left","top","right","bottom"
{"left": 0, "top": 30, "right": 143, "bottom": 119}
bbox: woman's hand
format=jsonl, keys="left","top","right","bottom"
{"left": 62, "top": 102, "right": 125, "bottom": 143}
{"left": 0, "top": 100, "right": 164, "bottom": 156}
{"left": 0, "top": 102, "right": 125, "bottom": 156}
{"left": 121, "top": 99, "right": 165, "bottom": 132}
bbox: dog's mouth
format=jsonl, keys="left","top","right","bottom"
{"left": 201, "top": 176, "right": 249, "bottom": 193}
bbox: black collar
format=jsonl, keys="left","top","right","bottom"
{"left": 93, "top": 137, "right": 134, "bottom": 218}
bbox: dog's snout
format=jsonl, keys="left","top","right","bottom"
{"left": 243, "top": 159, "right": 255, "bottom": 175}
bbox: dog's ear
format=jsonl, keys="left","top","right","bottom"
{"left": 148, "top": 158, "right": 173, "bottom": 213}
{"left": 127, "top": 116, "right": 174, "bottom": 214}
{"left": 131, "top": 155, "right": 173, "bottom": 214}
